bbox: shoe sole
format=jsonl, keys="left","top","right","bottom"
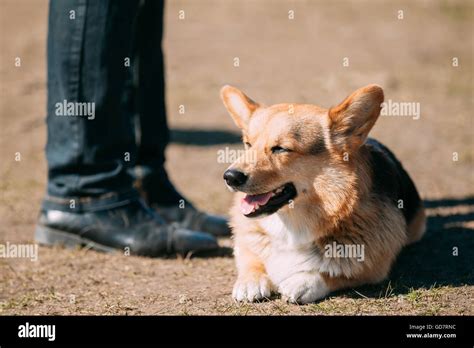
{"left": 35, "top": 225, "right": 118, "bottom": 254}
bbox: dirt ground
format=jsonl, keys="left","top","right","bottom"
{"left": 0, "top": 0, "right": 473, "bottom": 315}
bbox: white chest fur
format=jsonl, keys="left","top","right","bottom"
{"left": 258, "top": 212, "right": 323, "bottom": 285}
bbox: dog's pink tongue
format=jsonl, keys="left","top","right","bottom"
{"left": 240, "top": 192, "right": 273, "bottom": 215}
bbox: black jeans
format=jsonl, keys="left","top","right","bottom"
{"left": 44, "top": 0, "right": 182, "bottom": 212}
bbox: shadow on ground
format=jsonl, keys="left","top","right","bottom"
{"left": 193, "top": 246, "right": 233, "bottom": 258}
{"left": 170, "top": 128, "right": 241, "bottom": 146}
{"left": 341, "top": 196, "right": 474, "bottom": 298}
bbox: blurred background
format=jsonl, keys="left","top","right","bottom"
{"left": 0, "top": 0, "right": 472, "bottom": 315}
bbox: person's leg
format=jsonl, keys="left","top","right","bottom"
{"left": 45, "top": 0, "right": 139, "bottom": 210}
{"left": 37, "top": 0, "right": 217, "bottom": 255}
{"left": 133, "top": 0, "right": 229, "bottom": 236}
{"left": 132, "top": 0, "right": 185, "bottom": 207}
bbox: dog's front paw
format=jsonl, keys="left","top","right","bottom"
{"left": 232, "top": 274, "right": 274, "bottom": 302}
{"left": 278, "top": 272, "right": 329, "bottom": 304}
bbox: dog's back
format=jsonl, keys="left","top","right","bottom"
{"left": 365, "top": 138, "right": 426, "bottom": 244}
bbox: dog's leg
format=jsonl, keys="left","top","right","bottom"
{"left": 232, "top": 241, "right": 274, "bottom": 302}
{"left": 278, "top": 271, "right": 330, "bottom": 304}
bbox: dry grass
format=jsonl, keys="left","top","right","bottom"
{"left": 0, "top": 0, "right": 472, "bottom": 315}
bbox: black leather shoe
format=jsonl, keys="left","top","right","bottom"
{"left": 35, "top": 200, "right": 218, "bottom": 256}
{"left": 152, "top": 205, "right": 230, "bottom": 237}
{"left": 135, "top": 168, "right": 231, "bottom": 237}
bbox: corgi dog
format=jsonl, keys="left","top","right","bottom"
{"left": 220, "top": 84, "right": 426, "bottom": 304}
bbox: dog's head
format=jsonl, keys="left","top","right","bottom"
{"left": 220, "top": 84, "right": 384, "bottom": 218}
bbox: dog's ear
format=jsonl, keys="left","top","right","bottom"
{"left": 220, "top": 85, "right": 259, "bottom": 130}
{"left": 328, "top": 84, "right": 384, "bottom": 152}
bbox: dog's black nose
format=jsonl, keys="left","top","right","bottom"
{"left": 224, "top": 169, "right": 248, "bottom": 187}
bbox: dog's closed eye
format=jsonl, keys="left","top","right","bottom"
{"left": 271, "top": 146, "right": 291, "bottom": 154}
